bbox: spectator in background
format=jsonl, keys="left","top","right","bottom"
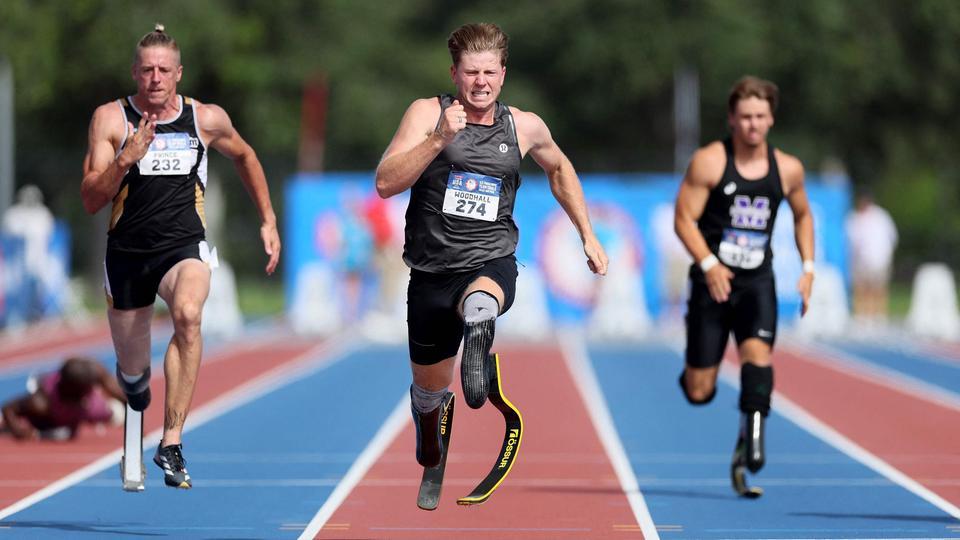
{"left": 1, "top": 357, "right": 125, "bottom": 441}
{"left": 846, "top": 192, "right": 898, "bottom": 323}
{"left": 1, "top": 184, "right": 55, "bottom": 321}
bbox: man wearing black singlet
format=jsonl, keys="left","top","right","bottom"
{"left": 375, "top": 23, "right": 608, "bottom": 473}
{"left": 674, "top": 76, "right": 815, "bottom": 496}
{"left": 81, "top": 25, "right": 281, "bottom": 489}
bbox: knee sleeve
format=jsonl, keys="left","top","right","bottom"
{"left": 678, "top": 370, "right": 716, "bottom": 405}
{"left": 117, "top": 365, "right": 151, "bottom": 393}
{"left": 739, "top": 364, "right": 773, "bottom": 416}
{"left": 462, "top": 291, "right": 499, "bottom": 324}
{"left": 410, "top": 383, "right": 448, "bottom": 414}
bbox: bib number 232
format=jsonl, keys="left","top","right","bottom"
{"left": 442, "top": 171, "right": 502, "bottom": 222}
{"left": 138, "top": 132, "right": 196, "bottom": 176}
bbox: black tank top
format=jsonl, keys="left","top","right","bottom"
{"left": 692, "top": 138, "right": 783, "bottom": 282}
{"left": 107, "top": 95, "right": 208, "bottom": 253}
{"left": 403, "top": 94, "right": 522, "bottom": 272}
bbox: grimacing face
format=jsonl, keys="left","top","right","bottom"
{"left": 450, "top": 51, "right": 505, "bottom": 113}
{"left": 728, "top": 96, "right": 774, "bottom": 148}
{"left": 132, "top": 46, "right": 182, "bottom": 108}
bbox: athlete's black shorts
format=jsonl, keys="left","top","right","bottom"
{"left": 685, "top": 273, "right": 778, "bottom": 368}
{"left": 104, "top": 243, "right": 203, "bottom": 310}
{"left": 407, "top": 254, "right": 518, "bottom": 365}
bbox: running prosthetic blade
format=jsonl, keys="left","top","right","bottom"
{"left": 461, "top": 319, "right": 495, "bottom": 409}
{"left": 417, "top": 392, "right": 455, "bottom": 510}
{"left": 458, "top": 353, "right": 523, "bottom": 505}
{"left": 731, "top": 434, "right": 763, "bottom": 499}
{"left": 120, "top": 405, "right": 145, "bottom": 492}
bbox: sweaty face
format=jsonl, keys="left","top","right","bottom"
{"left": 450, "top": 51, "right": 505, "bottom": 114}
{"left": 132, "top": 46, "right": 182, "bottom": 108}
{"left": 728, "top": 96, "right": 774, "bottom": 148}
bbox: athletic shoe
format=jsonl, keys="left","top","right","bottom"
{"left": 153, "top": 443, "right": 192, "bottom": 489}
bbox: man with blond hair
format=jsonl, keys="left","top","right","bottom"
{"left": 81, "top": 24, "right": 280, "bottom": 489}
{"left": 674, "top": 76, "right": 815, "bottom": 497}
{"left": 376, "top": 22, "right": 608, "bottom": 506}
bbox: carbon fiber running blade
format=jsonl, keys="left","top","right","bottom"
{"left": 120, "top": 406, "right": 145, "bottom": 492}
{"left": 731, "top": 435, "right": 763, "bottom": 499}
{"left": 458, "top": 353, "right": 523, "bottom": 505}
{"left": 417, "top": 393, "right": 455, "bottom": 510}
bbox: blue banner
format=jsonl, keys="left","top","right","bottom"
{"left": 285, "top": 173, "right": 849, "bottom": 330}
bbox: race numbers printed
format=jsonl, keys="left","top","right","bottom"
{"left": 719, "top": 228, "right": 769, "bottom": 269}
{"left": 138, "top": 132, "right": 196, "bottom": 176}
{"left": 443, "top": 170, "right": 501, "bottom": 222}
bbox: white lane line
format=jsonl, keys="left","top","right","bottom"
{"left": 0, "top": 332, "right": 359, "bottom": 522}
{"left": 559, "top": 330, "right": 660, "bottom": 540}
{"left": 785, "top": 339, "right": 960, "bottom": 413}
{"left": 299, "top": 392, "right": 410, "bottom": 540}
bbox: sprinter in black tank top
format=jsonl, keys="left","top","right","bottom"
{"left": 673, "top": 76, "right": 815, "bottom": 498}
{"left": 81, "top": 25, "right": 281, "bottom": 490}
{"left": 375, "top": 23, "right": 608, "bottom": 506}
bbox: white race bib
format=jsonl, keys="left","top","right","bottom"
{"left": 718, "top": 228, "right": 768, "bottom": 269}
{"left": 138, "top": 132, "right": 196, "bottom": 176}
{"left": 442, "top": 170, "right": 501, "bottom": 222}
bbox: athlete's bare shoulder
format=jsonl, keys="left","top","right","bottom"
{"left": 193, "top": 99, "right": 231, "bottom": 131}
{"left": 507, "top": 106, "right": 545, "bottom": 132}
{"left": 684, "top": 141, "right": 726, "bottom": 188}
{"left": 774, "top": 148, "right": 805, "bottom": 193}
{"left": 89, "top": 100, "right": 126, "bottom": 137}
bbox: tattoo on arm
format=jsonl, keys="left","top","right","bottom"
{"left": 164, "top": 410, "right": 187, "bottom": 431}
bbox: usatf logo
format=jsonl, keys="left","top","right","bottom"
{"left": 729, "top": 195, "right": 771, "bottom": 230}
{"left": 498, "top": 428, "right": 520, "bottom": 469}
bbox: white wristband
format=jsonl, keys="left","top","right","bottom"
{"left": 802, "top": 260, "right": 815, "bottom": 274}
{"left": 699, "top": 254, "right": 719, "bottom": 273}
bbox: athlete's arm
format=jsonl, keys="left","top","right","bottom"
{"left": 780, "top": 152, "right": 815, "bottom": 316}
{"left": 199, "top": 103, "right": 280, "bottom": 275}
{"left": 92, "top": 361, "right": 127, "bottom": 404}
{"left": 81, "top": 103, "right": 157, "bottom": 214}
{"left": 516, "top": 109, "right": 607, "bottom": 275}
{"left": 674, "top": 143, "right": 734, "bottom": 302}
{"left": 375, "top": 98, "right": 465, "bottom": 198}
{"left": 1, "top": 393, "right": 45, "bottom": 440}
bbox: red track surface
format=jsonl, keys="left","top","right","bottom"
{"left": 0, "top": 322, "right": 113, "bottom": 369}
{"left": 0, "top": 335, "right": 320, "bottom": 509}
{"left": 776, "top": 345, "right": 960, "bottom": 506}
{"left": 314, "top": 344, "right": 644, "bottom": 539}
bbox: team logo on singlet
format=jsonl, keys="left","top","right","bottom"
{"left": 723, "top": 182, "right": 737, "bottom": 195}
{"left": 729, "top": 195, "right": 771, "bottom": 230}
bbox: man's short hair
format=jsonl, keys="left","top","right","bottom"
{"left": 728, "top": 76, "right": 779, "bottom": 114}
{"left": 134, "top": 23, "right": 180, "bottom": 65}
{"left": 447, "top": 23, "right": 509, "bottom": 67}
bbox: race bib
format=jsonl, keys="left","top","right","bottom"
{"left": 138, "top": 132, "right": 196, "bottom": 176}
{"left": 718, "top": 228, "right": 768, "bottom": 269}
{"left": 442, "top": 170, "right": 501, "bottom": 222}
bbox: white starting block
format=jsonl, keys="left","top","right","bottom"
{"left": 120, "top": 405, "right": 145, "bottom": 492}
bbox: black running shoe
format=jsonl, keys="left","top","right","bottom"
{"left": 153, "top": 443, "right": 192, "bottom": 489}
{"left": 116, "top": 366, "right": 151, "bottom": 412}
{"left": 461, "top": 319, "right": 495, "bottom": 409}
